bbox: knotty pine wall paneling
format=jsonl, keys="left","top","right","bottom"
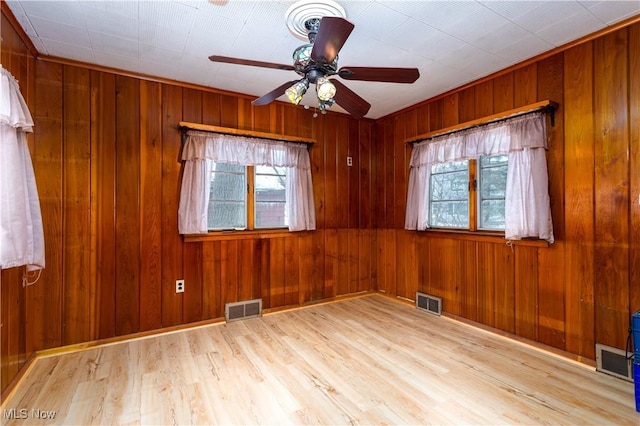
{"left": 62, "top": 65, "right": 93, "bottom": 344}
{"left": 536, "top": 53, "right": 566, "bottom": 350}
{"left": 373, "top": 21, "right": 640, "bottom": 359}
{"left": 160, "top": 84, "right": 183, "bottom": 328}
{"left": 114, "top": 75, "right": 141, "bottom": 336}
{"left": 181, "top": 88, "right": 204, "bottom": 324}
{"left": 29, "top": 61, "right": 63, "bottom": 351}
{"left": 139, "top": 80, "right": 163, "bottom": 331}
{"left": 593, "top": 29, "right": 630, "bottom": 349}
{"left": 563, "top": 41, "right": 596, "bottom": 358}
{"left": 336, "top": 116, "right": 350, "bottom": 297}
{"left": 92, "top": 70, "right": 118, "bottom": 339}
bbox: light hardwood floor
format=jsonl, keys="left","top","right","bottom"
{"left": 2, "top": 294, "right": 638, "bottom": 425}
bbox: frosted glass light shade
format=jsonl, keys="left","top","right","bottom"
{"left": 316, "top": 76, "right": 336, "bottom": 101}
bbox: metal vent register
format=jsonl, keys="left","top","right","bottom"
{"left": 416, "top": 292, "right": 442, "bottom": 316}
{"left": 225, "top": 299, "right": 263, "bottom": 322}
{"left": 596, "top": 343, "right": 633, "bottom": 381}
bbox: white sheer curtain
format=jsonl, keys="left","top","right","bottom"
{"left": 178, "top": 130, "right": 316, "bottom": 234}
{"left": 0, "top": 66, "right": 46, "bottom": 271}
{"left": 405, "top": 112, "right": 554, "bottom": 244}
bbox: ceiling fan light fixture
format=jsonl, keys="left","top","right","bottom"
{"left": 316, "top": 76, "right": 336, "bottom": 101}
{"left": 286, "top": 79, "right": 309, "bottom": 105}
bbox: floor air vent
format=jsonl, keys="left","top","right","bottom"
{"left": 416, "top": 292, "right": 442, "bottom": 316}
{"left": 225, "top": 299, "right": 262, "bottom": 322}
{"left": 596, "top": 343, "right": 633, "bottom": 381}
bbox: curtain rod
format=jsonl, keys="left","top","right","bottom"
{"left": 405, "top": 100, "right": 558, "bottom": 145}
{"left": 179, "top": 121, "right": 315, "bottom": 145}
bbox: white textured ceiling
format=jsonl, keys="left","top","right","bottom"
{"left": 5, "top": 0, "right": 640, "bottom": 119}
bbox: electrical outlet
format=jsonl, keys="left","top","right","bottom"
{"left": 347, "top": 156, "right": 353, "bottom": 166}
{"left": 176, "top": 279, "right": 184, "bottom": 293}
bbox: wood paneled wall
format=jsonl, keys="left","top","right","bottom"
{"left": 373, "top": 22, "right": 640, "bottom": 360}
{"left": 28, "top": 62, "right": 375, "bottom": 343}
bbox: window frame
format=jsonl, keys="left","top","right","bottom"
{"left": 428, "top": 155, "right": 507, "bottom": 233}
{"left": 253, "top": 165, "right": 287, "bottom": 230}
{"left": 476, "top": 154, "right": 508, "bottom": 231}
{"left": 208, "top": 163, "right": 288, "bottom": 232}
{"left": 429, "top": 160, "right": 471, "bottom": 230}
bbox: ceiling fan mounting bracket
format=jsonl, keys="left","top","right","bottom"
{"left": 305, "top": 18, "right": 320, "bottom": 43}
{"left": 305, "top": 18, "right": 321, "bottom": 33}
{"left": 285, "top": 0, "right": 347, "bottom": 41}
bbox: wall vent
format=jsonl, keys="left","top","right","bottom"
{"left": 595, "top": 343, "right": 633, "bottom": 381}
{"left": 225, "top": 299, "right": 262, "bottom": 322}
{"left": 416, "top": 292, "right": 442, "bottom": 316}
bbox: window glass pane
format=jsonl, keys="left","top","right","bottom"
{"left": 430, "top": 200, "right": 469, "bottom": 228}
{"left": 480, "top": 168, "right": 507, "bottom": 198}
{"left": 431, "top": 170, "right": 469, "bottom": 201}
{"left": 255, "top": 165, "right": 286, "bottom": 176}
{"left": 429, "top": 160, "right": 469, "bottom": 228}
{"left": 255, "top": 166, "right": 287, "bottom": 229}
{"left": 215, "top": 162, "right": 244, "bottom": 173}
{"left": 208, "top": 163, "right": 246, "bottom": 229}
{"left": 478, "top": 154, "right": 507, "bottom": 230}
{"left": 432, "top": 160, "right": 468, "bottom": 174}
{"left": 480, "top": 155, "right": 508, "bottom": 167}
{"left": 480, "top": 199, "right": 505, "bottom": 229}
{"left": 208, "top": 201, "right": 246, "bottom": 229}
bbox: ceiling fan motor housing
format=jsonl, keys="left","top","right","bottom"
{"left": 292, "top": 42, "right": 338, "bottom": 82}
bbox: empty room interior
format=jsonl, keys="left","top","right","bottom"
{"left": 1, "top": 0, "right": 639, "bottom": 424}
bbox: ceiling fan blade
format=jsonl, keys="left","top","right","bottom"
{"left": 310, "top": 17, "right": 354, "bottom": 65}
{"left": 338, "top": 67, "right": 420, "bottom": 83}
{"left": 252, "top": 80, "right": 299, "bottom": 106}
{"left": 209, "top": 55, "right": 295, "bottom": 71}
{"left": 331, "top": 79, "right": 371, "bottom": 119}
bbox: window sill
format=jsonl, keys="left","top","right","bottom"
{"left": 417, "top": 228, "right": 550, "bottom": 247}
{"left": 184, "top": 228, "right": 311, "bottom": 242}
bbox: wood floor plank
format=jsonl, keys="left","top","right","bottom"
{"left": 2, "top": 294, "right": 637, "bottom": 425}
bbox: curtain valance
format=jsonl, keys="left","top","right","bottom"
{"left": 410, "top": 112, "right": 547, "bottom": 167}
{"left": 181, "top": 131, "right": 311, "bottom": 169}
{"left": 178, "top": 130, "right": 316, "bottom": 234}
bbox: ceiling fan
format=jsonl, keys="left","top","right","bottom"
{"left": 209, "top": 16, "right": 420, "bottom": 119}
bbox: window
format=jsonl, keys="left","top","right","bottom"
{"left": 428, "top": 155, "right": 507, "bottom": 231}
{"left": 179, "top": 130, "right": 315, "bottom": 235}
{"left": 405, "top": 111, "right": 553, "bottom": 242}
{"left": 208, "top": 163, "right": 287, "bottom": 230}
